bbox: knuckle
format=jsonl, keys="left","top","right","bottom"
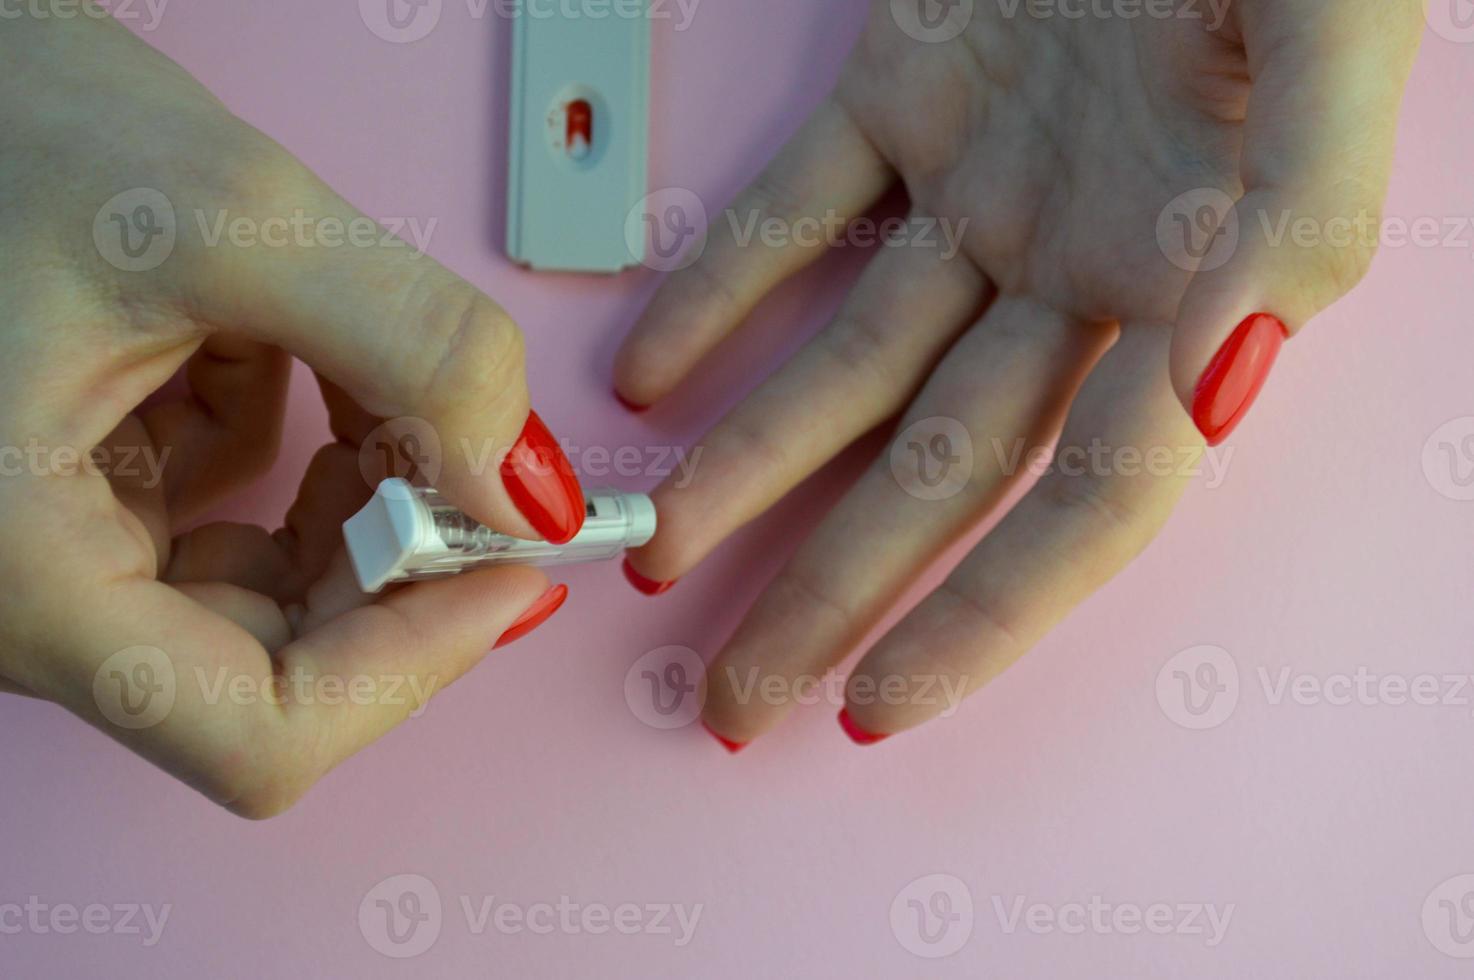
{"left": 641, "top": 486, "right": 711, "bottom": 581}
{"left": 171, "top": 126, "right": 314, "bottom": 227}
{"left": 205, "top": 128, "right": 318, "bottom": 213}
{"left": 743, "top": 168, "right": 810, "bottom": 228}
{"left": 936, "top": 578, "right": 1023, "bottom": 656}
{"left": 215, "top": 749, "right": 315, "bottom": 821}
{"left": 415, "top": 284, "right": 527, "bottom": 412}
{"left": 710, "top": 411, "right": 792, "bottom": 483}
{"left": 782, "top": 559, "right": 866, "bottom": 626}
{"left": 822, "top": 306, "right": 903, "bottom": 390}
{"left": 673, "top": 257, "right": 744, "bottom": 324}
{"left": 209, "top": 709, "right": 329, "bottom": 822}
{"left": 1040, "top": 470, "right": 1151, "bottom": 547}
{"left": 225, "top": 781, "right": 308, "bottom": 821}
{"left": 1314, "top": 232, "right": 1377, "bottom": 299}
{"left": 218, "top": 431, "right": 281, "bottom": 484}
{"left": 1284, "top": 178, "right": 1385, "bottom": 301}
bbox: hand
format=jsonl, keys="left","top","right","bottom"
{"left": 0, "top": 15, "right": 584, "bottom": 816}
{"left": 613, "top": 0, "right": 1423, "bottom": 748}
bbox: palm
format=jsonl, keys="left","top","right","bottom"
{"left": 839, "top": 3, "right": 1247, "bottom": 323}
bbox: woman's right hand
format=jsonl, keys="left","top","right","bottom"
{"left": 0, "top": 12, "right": 583, "bottom": 816}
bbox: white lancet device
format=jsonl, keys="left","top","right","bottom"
{"left": 344, "top": 479, "right": 657, "bottom": 593}
{"left": 505, "top": 1, "right": 651, "bottom": 272}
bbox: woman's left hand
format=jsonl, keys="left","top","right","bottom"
{"left": 613, "top": 0, "right": 1424, "bottom": 748}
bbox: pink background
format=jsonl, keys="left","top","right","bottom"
{"left": 3, "top": 1, "right": 1474, "bottom": 976}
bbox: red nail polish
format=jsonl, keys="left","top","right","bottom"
{"left": 614, "top": 389, "right": 649, "bottom": 414}
{"left": 838, "top": 708, "right": 889, "bottom": 746}
{"left": 623, "top": 557, "right": 676, "bottom": 596}
{"left": 702, "top": 721, "right": 747, "bottom": 754}
{"left": 501, "top": 411, "right": 585, "bottom": 545}
{"left": 494, "top": 584, "right": 569, "bottom": 649}
{"left": 1191, "top": 313, "right": 1288, "bottom": 446}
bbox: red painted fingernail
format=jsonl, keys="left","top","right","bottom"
{"left": 501, "top": 411, "right": 585, "bottom": 545}
{"left": 1191, "top": 313, "right": 1288, "bottom": 446}
{"left": 494, "top": 584, "right": 569, "bottom": 649}
{"left": 623, "top": 557, "right": 676, "bottom": 596}
{"left": 838, "top": 708, "right": 889, "bottom": 746}
{"left": 702, "top": 721, "right": 747, "bottom": 754}
{"left": 614, "top": 389, "right": 649, "bottom": 414}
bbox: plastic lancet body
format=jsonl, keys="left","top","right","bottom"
{"left": 344, "top": 478, "right": 657, "bottom": 593}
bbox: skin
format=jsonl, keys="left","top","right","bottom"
{"left": 614, "top": 0, "right": 1425, "bottom": 743}
{"left": 0, "top": 13, "right": 555, "bottom": 818}
{"left": 0, "top": 2, "right": 1427, "bottom": 812}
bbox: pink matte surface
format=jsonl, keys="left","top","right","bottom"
{"left": 3, "top": 3, "right": 1473, "bottom": 977}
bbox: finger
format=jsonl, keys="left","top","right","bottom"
{"left": 173, "top": 581, "right": 293, "bottom": 651}
{"left": 165, "top": 522, "right": 295, "bottom": 600}
{"left": 698, "top": 297, "right": 1107, "bottom": 745}
{"left": 95, "top": 414, "right": 171, "bottom": 561}
{"left": 273, "top": 440, "right": 375, "bottom": 586}
{"left": 1168, "top": 0, "right": 1423, "bottom": 444}
{"left": 91, "top": 335, "right": 289, "bottom": 556}
{"left": 296, "top": 550, "right": 380, "bottom": 633}
{"left": 260, "top": 565, "right": 552, "bottom": 810}
{"left": 26, "top": 560, "right": 550, "bottom": 819}
{"left": 315, "top": 372, "right": 382, "bottom": 447}
{"left": 614, "top": 98, "right": 894, "bottom": 407}
{"left": 167, "top": 534, "right": 378, "bottom": 641}
{"left": 623, "top": 224, "right": 989, "bottom": 590}
{"left": 0, "top": 678, "right": 40, "bottom": 700}
{"left": 162, "top": 139, "right": 584, "bottom": 543}
{"left": 163, "top": 442, "right": 372, "bottom": 605}
{"left": 839, "top": 325, "right": 1197, "bottom": 741}
{"left": 138, "top": 334, "right": 291, "bottom": 526}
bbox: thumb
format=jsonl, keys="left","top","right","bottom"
{"left": 1168, "top": 0, "right": 1423, "bottom": 445}
{"left": 184, "top": 156, "right": 585, "bottom": 544}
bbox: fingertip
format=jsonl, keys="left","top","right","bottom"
{"left": 613, "top": 388, "right": 650, "bottom": 414}
{"left": 701, "top": 720, "right": 748, "bottom": 754}
{"left": 494, "top": 583, "right": 569, "bottom": 649}
{"left": 611, "top": 337, "right": 674, "bottom": 411}
{"left": 1189, "top": 313, "right": 1288, "bottom": 445}
{"left": 499, "top": 410, "right": 586, "bottom": 545}
{"left": 838, "top": 707, "right": 890, "bottom": 746}
{"left": 622, "top": 557, "right": 677, "bottom": 596}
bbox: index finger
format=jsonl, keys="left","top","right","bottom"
{"left": 95, "top": 129, "right": 584, "bottom": 545}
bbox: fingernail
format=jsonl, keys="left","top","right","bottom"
{"left": 501, "top": 411, "right": 585, "bottom": 545}
{"left": 702, "top": 721, "right": 747, "bottom": 754}
{"left": 1191, "top": 313, "right": 1288, "bottom": 446}
{"left": 623, "top": 557, "right": 676, "bottom": 596}
{"left": 494, "top": 584, "right": 569, "bottom": 649}
{"left": 838, "top": 707, "right": 889, "bottom": 746}
{"left": 614, "top": 389, "right": 649, "bottom": 414}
